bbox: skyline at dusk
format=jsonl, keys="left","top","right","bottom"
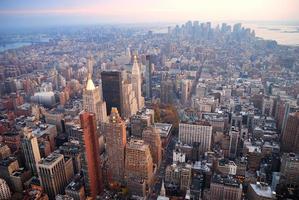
{"left": 1, "top": 0, "right": 299, "bottom": 29}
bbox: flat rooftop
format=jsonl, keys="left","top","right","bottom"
{"left": 250, "top": 183, "right": 273, "bottom": 198}
{"left": 154, "top": 123, "right": 172, "bottom": 137}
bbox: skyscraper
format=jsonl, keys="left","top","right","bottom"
{"left": 131, "top": 55, "right": 144, "bottom": 110}
{"left": 122, "top": 80, "right": 138, "bottom": 119}
{"left": 83, "top": 59, "right": 107, "bottom": 123}
{"left": 79, "top": 112, "right": 103, "bottom": 198}
{"left": 125, "top": 139, "right": 154, "bottom": 197}
{"left": 281, "top": 111, "right": 299, "bottom": 153}
{"left": 142, "top": 126, "right": 162, "bottom": 168}
{"left": 21, "top": 127, "right": 41, "bottom": 176}
{"left": 229, "top": 128, "right": 240, "bottom": 159}
{"left": 103, "top": 108, "right": 126, "bottom": 184}
{"left": 37, "top": 153, "right": 67, "bottom": 199}
{"left": 101, "top": 71, "right": 123, "bottom": 116}
{"left": 145, "top": 55, "right": 153, "bottom": 100}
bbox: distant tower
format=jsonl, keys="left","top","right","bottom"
{"left": 282, "top": 111, "right": 299, "bottom": 153}
{"left": 145, "top": 55, "right": 153, "bottom": 100}
{"left": 21, "top": 127, "right": 41, "bottom": 176}
{"left": 83, "top": 59, "right": 107, "bottom": 123}
{"left": 79, "top": 111, "right": 103, "bottom": 198}
{"left": 37, "top": 153, "right": 67, "bottom": 199}
{"left": 131, "top": 55, "right": 144, "bottom": 110}
{"left": 103, "top": 108, "right": 127, "bottom": 184}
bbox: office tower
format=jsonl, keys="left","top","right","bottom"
{"left": 79, "top": 112, "right": 103, "bottom": 198}
{"left": 229, "top": 128, "right": 240, "bottom": 159}
{"left": 142, "top": 126, "right": 162, "bottom": 168}
{"left": 125, "top": 139, "right": 154, "bottom": 197}
{"left": 83, "top": 60, "right": 107, "bottom": 123}
{"left": 181, "top": 80, "right": 192, "bottom": 105}
{"left": 280, "top": 153, "right": 299, "bottom": 186}
{"left": 0, "top": 178, "right": 11, "bottom": 200}
{"left": 210, "top": 174, "right": 242, "bottom": 200}
{"left": 21, "top": 127, "right": 41, "bottom": 176}
{"left": 37, "top": 153, "right": 67, "bottom": 199}
{"left": 145, "top": 55, "right": 153, "bottom": 99}
{"left": 122, "top": 80, "right": 138, "bottom": 118}
{"left": 161, "top": 80, "right": 175, "bottom": 104}
{"left": 131, "top": 55, "right": 144, "bottom": 110}
{"left": 101, "top": 71, "right": 123, "bottom": 116}
{"left": 281, "top": 111, "right": 299, "bottom": 153}
{"left": 103, "top": 108, "right": 126, "bottom": 184}
{"left": 179, "top": 123, "right": 212, "bottom": 153}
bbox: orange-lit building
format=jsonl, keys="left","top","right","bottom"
{"left": 79, "top": 112, "right": 103, "bottom": 198}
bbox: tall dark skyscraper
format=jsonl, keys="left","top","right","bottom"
{"left": 79, "top": 112, "right": 103, "bottom": 198}
{"left": 101, "top": 71, "right": 123, "bottom": 116}
{"left": 145, "top": 55, "right": 153, "bottom": 99}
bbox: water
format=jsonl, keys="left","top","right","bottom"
{"left": 0, "top": 42, "right": 31, "bottom": 52}
{"left": 243, "top": 22, "right": 299, "bottom": 46}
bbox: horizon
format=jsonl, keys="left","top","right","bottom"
{"left": 1, "top": 0, "right": 299, "bottom": 29}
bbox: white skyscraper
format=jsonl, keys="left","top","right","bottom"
{"left": 131, "top": 55, "right": 144, "bottom": 110}
{"left": 83, "top": 59, "right": 107, "bottom": 123}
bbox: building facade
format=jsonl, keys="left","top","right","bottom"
{"left": 103, "top": 108, "right": 127, "bottom": 184}
{"left": 79, "top": 112, "right": 103, "bottom": 198}
{"left": 179, "top": 123, "right": 212, "bottom": 153}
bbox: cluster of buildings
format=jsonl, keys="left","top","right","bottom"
{"left": 0, "top": 20, "right": 299, "bottom": 200}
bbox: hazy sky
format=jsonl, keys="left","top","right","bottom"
{"left": 1, "top": 0, "right": 299, "bottom": 28}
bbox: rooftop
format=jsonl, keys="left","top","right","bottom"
{"left": 250, "top": 182, "right": 274, "bottom": 198}
{"left": 154, "top": 123, "right": 172, "bottom": 137}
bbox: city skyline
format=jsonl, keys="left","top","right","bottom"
{"left": 1, "top": 0, "right": 299, "bottom": 29}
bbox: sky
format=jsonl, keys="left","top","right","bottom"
{"left": 1, "top": 0, "right": 299, "bottom": 29}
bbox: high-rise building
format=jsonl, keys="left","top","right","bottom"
{"left": 179, "top": 123, "right": 212, "bottom": 153}
{"left": 229, "top": 128, "right": 240, "bottom": 159}
{"left": 0, "top": 178, "right": 11, "bottom": 200}
{"left": 145, "top": 55, "right": 153, "bottom": 100}
{"left": 83, "top": 60, "right": 107, "bottom": 123}
{"left": 122, "top": 80, "right": 138, "bottom": 119}
{"left": 142, "top": 126, "right": 162, "bottom": 168}
{"left": 101, "top": 71, "right": 123, "bottom": 116}
{"left": 79, "top": 112, "right": 103, "bottom": 198}
{"left": 21, "top": 127, "right": 41, "bottom": 176}
{"left": 131, "top": 55, "right": 144, "bottom": 110}
{"left": 161, "top": 80, "right": 175, "bottom": 104}
{"left": 181, "top": 80, "right": 192, "bottom": 105}
{"left": 37, "top": 153, "right": 67, "bottom": 199}
{"left": 103, "top": 108, "right": 126, "bottom": 184}
{"left": 280, "top": 153, "right": 299, "bottom": 186}
{"left": 281, "top": 111, "right": 299, "bottom": 153}
{"left": 125, "top": 139, "right": 154, "bottom": 197}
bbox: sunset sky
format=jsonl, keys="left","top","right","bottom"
{"left": 1, "top": 0, "right": 299, "bottom": 28}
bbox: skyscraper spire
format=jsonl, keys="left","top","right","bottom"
{"left": 131, "top": 55, "right": 144, "bottom": 110}
{"left": 83, "top": 57, "right": 107, "bottom": 122}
